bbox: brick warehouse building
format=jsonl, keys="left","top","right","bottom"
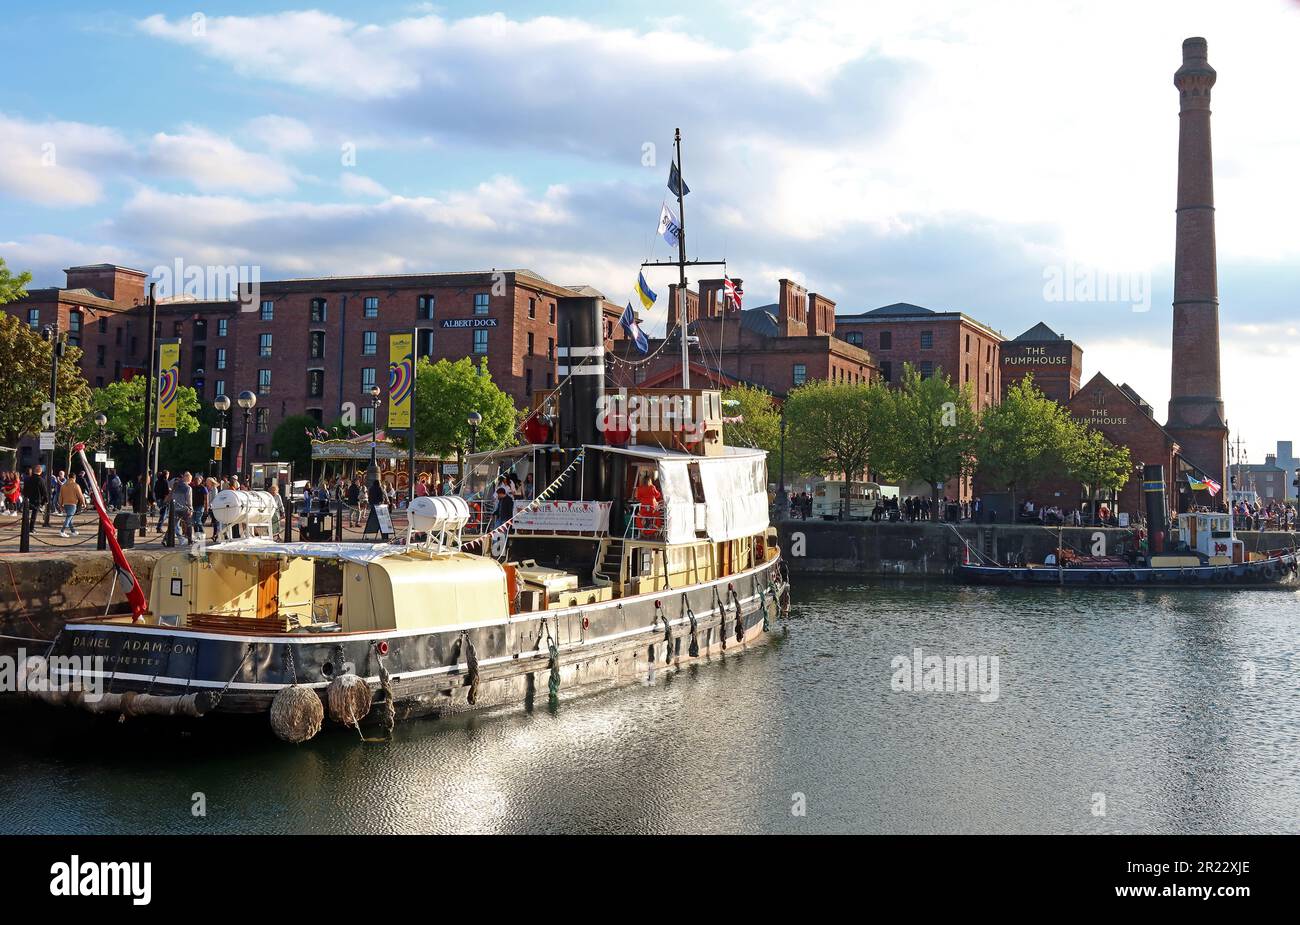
{"left": 5, "top": 265, "right": 622, "bottom": 466}
{"left": 834, "top": 302, "right": 1004, "bottom": 412}
{"left": 999, "top": 322, "right": 1084, "bottom": 404}
{"left": 607, "top": 277, "right": 876, "bottom": 395}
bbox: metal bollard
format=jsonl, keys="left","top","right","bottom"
{"left": 19, "top": 497, "right": 30, "bottom": 553}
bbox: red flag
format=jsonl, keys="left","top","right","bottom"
{"left": 74, "top": 443, "right": 148, "bottom": 621}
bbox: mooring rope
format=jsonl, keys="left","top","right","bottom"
{"left": 682, "top": 592, "right": 699, "bottom": 657}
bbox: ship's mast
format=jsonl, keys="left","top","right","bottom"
{"left": 641, "top": 128, "right": 727, "bottom": 389}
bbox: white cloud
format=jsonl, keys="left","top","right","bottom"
{"left": 0, "top": 114, "right": 131, "bottom": 206}
{"left": 244, "top": 115, "right": 315, "bottom": 152}
{"left": 146, "top": 127, "right": 298, "bottom": 194}
{"left": 339, "top": 172, "right": 390, "bottom": 198}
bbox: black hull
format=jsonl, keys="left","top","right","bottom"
{"left": 29, "top": 559, "right": 787, "bottom": 727}
{"left": 954, "top": 553, "right": 1299, "bottom": 589}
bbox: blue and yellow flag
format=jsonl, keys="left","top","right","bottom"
{"left": 635, "top": 271, "right": 657, "bottom": 310}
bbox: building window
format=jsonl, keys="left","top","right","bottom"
{"left": 194, "top": 319, "right": 207, "bottom": 341}
{"left": 546, "top": 372, "right": 554, "bottom": 389}
{"left": 361, "top": 367, "right": 376, "bottom": 391}
{"left": 98, "top": 317, "right": 108, "bottom": 334}
{"left": 215, "top": 380, "right": 226, "bottom": 397}
{"left": 965, "top": 333, "right": 971, "bottom": 352}
{"left": 255, "top": 408, "right": 269, "bottom": 434}
{"left": 474, "top": 293, "right": 489, "bottom": 315}
{"left": 217, "top": 318, "right": 228, "bottom": 337}
{"left": 260, "top": 300, "right": 274, "bottom": 321}
{"left": 473, "top": 329, "right": 488, "bottom": 355}
{"left": 115, "top": 326, "right": 123, "bottom": 345}
{"left": 546, "top": 337, "right": 554, "bottom": 360}
{"left": 259, "top": 333, "right": 273, "bottom": 357}
{"left": 525, "top": 368, "right": 534, "bottom": 395}
{"left": 310, "top": 298, "right": 328, "bottom": 323}
{"left": 307, "top": 408, "right": 323, "bottom": 424}
{"left": 216, "top": 348, "right": 227, "bottom": 370}
{"left": 68, "top": 311, "right": 82, "bottom": 347}
{"left": 360, "top": 405, "right": 375, "bottom": 425}
{"left": 881, "top": 361, "right": 893, "bottom": 383}
{"left": 114, "top": 359, "right": 121, "bottom": 378}
{"left": 792, "top": 363, "right": 807, "bottom": 387}
{"left": 417, "top": 294, "right": 434, "bottom": 320}
{"left": 528, "top": 297, "right": 536, "bottom": 319}
{"left": 362, "top": 331, "right": 377, "bottom": 355}
{"left": 173, "top": 321, "right": 183, "bottom": 337}
{"left": 308, "top": 369, "right": 324, "bottom": 398}
{"left": 879, "top": 330, "right": 892, "bottom": 350}
{"left": 527, "top": 332, "right": 535, "bottom": 355}
{"left": 846, "top": 331, "right": 863, "bottom": 347}
{"left": 920, "top": 330, "right": 933, "bottom": 349}
{"left": 364, "top": 297, "right": 378, "bottom": 318}
{"left": 26, "top": 308, "right": 39, "bottom": 329}
{"left": 965, "top": 363, "right": 971, "bottom": 382}
{"left": 95, "top": 376, "right": 104, "bottom": 388}
{"left": 192, "top": 345, "right": 206, "bottom": 370}
{"left": 96, "top": 345, "right": 106, "bottom": 367}
{"left": 548, "top": 303, "right": 555, "bottom": 324}
{"left": 258, "top": 368, "right": 272, "bottom": 394}
{"left": 310, "top": 331, "right": 326, "bottom": 359}
{"left": 919, "top": 361, "right": 934, "bottom": 378}
{"left": 416, "top": 329, "right": 434, "bottom": 359}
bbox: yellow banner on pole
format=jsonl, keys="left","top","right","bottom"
{"left": 388, "top": 333, "right": 414, "bottom": 430}
{"left": 156, "top": 340, "right": 181, "bottom": 435}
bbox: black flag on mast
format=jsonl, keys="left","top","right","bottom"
{"left": 668, "top": 162, "right": 690, "bottom": 198}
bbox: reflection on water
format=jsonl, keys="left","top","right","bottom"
{"left": 2, "top": 581, "right": 1297, "bottom": 834}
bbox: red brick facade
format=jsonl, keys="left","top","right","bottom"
{"left": 999, "top": 322, "right": 1083, "bottom": 404}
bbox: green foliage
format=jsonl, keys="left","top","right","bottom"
{"left": 411, "top": 357, "right": 518, "bottom": 457}
{"left": 0, "top": 257, "right": 32, "bottom": 305}
{"left": 873, "top": 364, "right": 979, "bottom": 517}
{"left": 0, "top": 312, "right": 93, "bottom": 450}
{"left": 976, "top": 375, "right": 1077, "bottom": 514}
{"left": 720, "top": 384, "right": 780, "bottom": 456}
{"left": 91, "top": 376, "right": 201, "bottom": 448}
{"left": 784, "top": 379, "right": 886, "bottom": 506}
{"left": 271, "top": 414, "right": 320, "bottom": 478}
{"left": 1063, "top": 427, "right": 1133, "bottom": 512}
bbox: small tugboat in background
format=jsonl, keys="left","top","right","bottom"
{"left": 955, "top": 464, "right": 1298, "bottom": 589}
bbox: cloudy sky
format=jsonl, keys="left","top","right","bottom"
{"left": 1, "top": 0, "right": 1297, "bottom": 462}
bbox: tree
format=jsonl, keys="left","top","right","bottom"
{"left": 411, "top": 357, "right": 518, "bottom": 462}
{"left": 1063, "top": 427, "right": 1132, "bottom": 523}
{"left": 784, "top": 379, "right": 886, "bottom": 517}
{"left": 91, "top": 376, "right": 202, "bottom": 449}
{"left": 0, "top": 313, "right": 93, "bottom": 459}
{"left": 720, "top": 384, "right": 780, "bottom": 456}
{"left": 0, "top": 257, "right": 31, "bottom": 305}
{"left": 976, "top": 375, "right": 1077, "bottom": 521}
{"left": 271, "top": 414, "right": 320, "bottom": 478}
{"left": 873, "top": 364, "right": 979, "bottom": 520}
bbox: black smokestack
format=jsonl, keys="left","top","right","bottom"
{"left": 556, "top": 296, "right": 605, "bottom": 449}
{"left": 1143, "top": 464, "right": 1168, "bottom": 554}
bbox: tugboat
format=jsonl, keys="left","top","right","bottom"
{"left": 955, "top": 465, "right": 1297, "bottom": 588}
{"left": 17, "top": 295, "right": 788, "bottom": 741}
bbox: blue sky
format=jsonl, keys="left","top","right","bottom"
{"left": 2, "top": 1, "right": 1297, "bottom": 462}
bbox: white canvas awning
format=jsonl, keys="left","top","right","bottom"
{"left": 209, "top": 538, "right": 407, "bottom": 564}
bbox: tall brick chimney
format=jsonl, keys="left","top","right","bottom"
{"left": 698, "top": 279, "right": 724, "bottom": 318}
{"left": 1166, "top": 36, "right": 1228, "bottom": 493}
{"left": 667, "top": 284, "right": 699, "bottom": 329}
{"left": 807, "top": 293, "right": 836, "bottom": 336}
{"left": 778, "top": 278, "right": 808, "bottom": 337}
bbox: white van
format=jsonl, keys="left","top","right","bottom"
{"left": 811, "top": 480, "right": 885, "bottom": 520}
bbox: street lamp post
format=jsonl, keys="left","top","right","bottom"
{"left": 41, "top": 324, "right": 66, "bottom": 526}
{"left": 237, "top": 391, "right": 257, "bottom": 484}
{"left": 94, "top": 412, "right": 108, "bottom": 485}
{"left": 213, "top": 393, "right": 231, "bottom": 480}
{"left": 467, "top": 410, "right": 482, "bottom": 457}
{"left": 368, "top": 384, "right": 382, "bottom": 478}
{"left": 777, "top": 407, "right": 788, "bottom": 519}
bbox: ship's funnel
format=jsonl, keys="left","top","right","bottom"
{"left": 556, "top": 296, "right": 605, "bottom": 449}
{"left": 1143, "top": 464, "right": 1168, "bottom": 553}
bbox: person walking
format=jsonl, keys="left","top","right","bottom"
{"left": 22, "top": 464, "right": 49, "bottom": 534}
{"left": 168, "top": 472, "right": 194, "bottom": 545}
{"left": 58, "top": 474, "right": 85, "bottom": 538}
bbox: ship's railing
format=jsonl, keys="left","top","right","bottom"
{"left": 625, "top": 501, "right": 664, "bottom": 541}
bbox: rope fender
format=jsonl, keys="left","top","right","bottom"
{"left": 712, "top": 585, "right": 726, "bottom": 651}
{"left": 729, "top": 585, "right": 743, "bottom": 644}
{"left": 456, "top": 630, "right": 480, "bottom": 704}
{"left": 683, "top": 593, "right": 699, "bottom": 657}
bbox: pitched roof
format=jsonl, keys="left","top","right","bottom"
{"left": 863, "top": 302, "right": 934, "bottom": 316}
{"left": 1013, "top": 322, "right": 1063, "bottom": 342}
